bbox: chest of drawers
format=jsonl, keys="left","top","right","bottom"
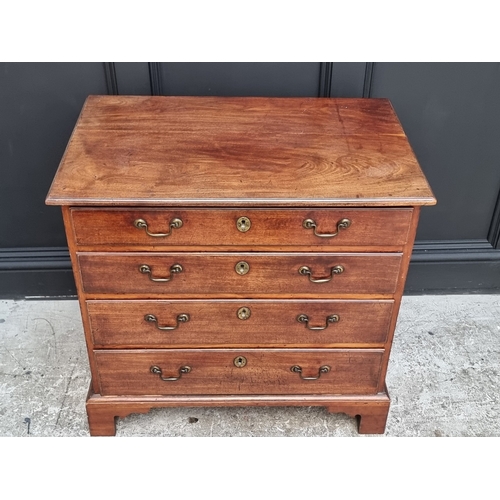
{"left": 46, "top": 96, "right": 435, "bottom": 435}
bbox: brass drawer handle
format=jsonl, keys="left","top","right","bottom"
{"left": 134, "top": 217, "right": 183, "bottom": 237}
{"left": 144, "top": 313, "right": 190, "bottom": 330}
{"left": 139, "top": 263, "right": 183, "bottom": 282}
{"left": 290, "top": 365, "right": 331, "bottom": 380}
{"left": 297, "top": 314, "right": 340, "bottom": 330}
{"left": 302, "top": 218, "right": 351, "bottom": 238}
{"left": 298, "top": 265, "right": 344, "bottom": 283}
{"left": 150, "top": 365, "right": 191, "bottom": 381}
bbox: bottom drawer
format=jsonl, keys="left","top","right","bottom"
{"left": 94, "top": 349, "right": 384, "bottom": 396}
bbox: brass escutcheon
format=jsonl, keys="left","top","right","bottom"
{"left": 236, "top": 216, "right": 251, "bottom": 232}
{"left": 237, "top": 307, "right": 251, "bottom": 320}
{"left": 234, "top": 356, "right": 247, "bottom": 368}
{"left": 235, "top": 261, "right": 250, "bottom": 275}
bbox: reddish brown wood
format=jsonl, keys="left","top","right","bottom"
{"left": 93, "top": 348, "right": 384, "bottom": 396}
{"left": 61, "top": 207, "right": 100, "bottom": 394}
{"left": 70, "top": 208, "right": 413, "bottom": 248}
{"left": 45, "top": 96, "right": 436, "bottom": 207}
{"left": 47, "top": 96, "right": 435, "bottom": 436}
{"left": 77, "top": 252, "right": 402, "bottom": 296}
{"left": 357, "top": 406, "right": 390, "bottom": 434}
{"left": 86, "top": 387, "right": 391, "bottom": 436}
{"left": 87, "top": 299, "right": 394, "bottom": 348}
{"left": 377, "top": 207, "right": 422, "bottom": 393}
{"left": 327, "top": 400, "right": 390, "bottom": 434}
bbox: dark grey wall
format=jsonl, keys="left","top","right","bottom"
{"left": 158, "top": 63, "right": 321, "bottom": 96}
{"left": 370, "top": 63, "right": 500, "bottom": 242}
{"left": 1, "top": 62, "right": 499, "bottom": 297}
{"left": 0, "top": 63, "right": 108, "bottom": 248}
{"left": 0, "top": 63, "right": 109, "bottom": 296}
{"left": 366, "top": 63, "right": 500, "bottom": 292}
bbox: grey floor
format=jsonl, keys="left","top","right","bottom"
{"left": 0, "top": 295, "right": 499, "bottom": 437}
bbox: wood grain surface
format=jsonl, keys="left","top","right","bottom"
{"left": 94, "top": 348, "right": 384, "bottom": 396}
{"left": 77, "top": 252, "right": 402, "bottom": 296}
{"left": 85, "top": 387, "right": 391, "bottom": 436}
{"left": 45, "top": 96, "right": 434, "bottom": 435}
{"left": 87, "top": 298, "right": 394, "bottom": 347}
{"left": 46, "top": 96, "right": 436, "bottom": 207}
{"left": 70, "top": 207, "right": 413, "bottom": 248}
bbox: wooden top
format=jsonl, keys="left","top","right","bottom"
{"left": 46, "top": 96, "right": 436, "bottom": 207}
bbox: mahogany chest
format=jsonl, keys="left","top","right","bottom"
{"left": 46, "top": 95, "right": 436, "bottom": 435}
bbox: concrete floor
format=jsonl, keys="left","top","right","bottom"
{"left": 0, "top": 295, "right": 499, "bottom": 437}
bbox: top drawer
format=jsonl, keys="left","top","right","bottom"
{"left": 70, "top": 208, "right": 412, "bottom": 248}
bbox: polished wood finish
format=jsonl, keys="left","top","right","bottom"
{"left": 77, "top": 252, "right": 402, "bottom": 296}
{"left": 61, "top": 206, "right": 101, "bottom": 394}
{"left": 86, "top": 385, "right": 391, "bottom": 436}
{"left": 377, "top": 206, "right": 421, "bottom": 393}
{"left": 94, "top": 348, "right": 384, "bottom": 396}
{"left": 70, "top": 208, "right": 413, "bottom": 248}
{"left": 47, "top": 96, "right": 436, "bottom": 435}
{"left": 87, "top": 299, "right": 394, "bottom": 347}
{"left": 46, "top": 96, "right": 436, "bottom": 208}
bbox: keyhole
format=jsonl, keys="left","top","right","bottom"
{"left": 235, "top": 261, "right": 250, "bottom": 275}
{"left": 237, "top": 306, "right": 251, "bottom": 320}
{"left": 233, "top": 355, "right": 247, "bottom": 367}
{"left": 236, "top": 216, "right": 251, "bottom": 232}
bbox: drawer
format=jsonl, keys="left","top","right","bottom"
{"left": 94, "top": 349, "right": 384, "bottom": 396}
{"left": 70, "top": 208, "right": 413, "bottom": 248}
{"left": 87, "top": 299, "right": 394, "bottom": 347}
{"left": 78, "top": 252, "right": 402, "bottom": 296}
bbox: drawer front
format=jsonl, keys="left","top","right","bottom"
{"left": 70, "top": 208, "right": 412, "bottom": 248}
{"left": 94, "top": 349, "right": 384, "bottom": 396}
{"left": 87, "top": 299, "right": 394, "bottom": 347}
{"left": 78, "top": 252, "right": 402, "bottom": 296}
